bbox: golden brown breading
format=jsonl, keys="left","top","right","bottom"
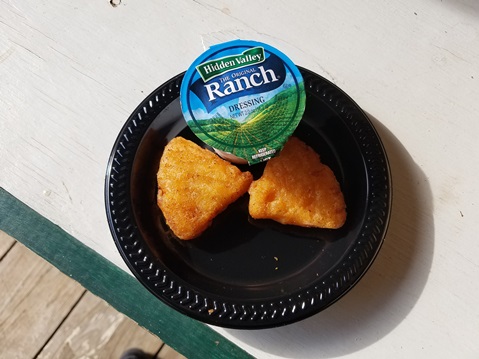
{"left": 157, "top": 137, "right": 253, "bottom": 240}
{"left": 248, "top": 137, "right": 346, "bottom": 229}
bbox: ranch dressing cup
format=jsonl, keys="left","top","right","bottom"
{"left": 180, "top": 40, "right": 306, "bottom": 165}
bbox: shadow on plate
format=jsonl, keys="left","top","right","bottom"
{"left": 224, "top": 115, "right": 435, "bottom": 358}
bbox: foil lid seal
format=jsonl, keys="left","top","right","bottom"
{"left": 180, "top": 39, "right": 306, "bottom": 165}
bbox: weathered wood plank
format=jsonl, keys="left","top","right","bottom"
{"left": 0, "top": 189, "right": 253, "bottom": 359}
{"left": 0, "top": 230, "right": 16, "bottom": 258}
{"left": 38, "top": 291, "right": 164, "bottom": 359}
{"left": 0, "top": 230, "right": 179, "bottom": 358}
{"left": 0, "top": 241, "right": 85, "bottom": 358}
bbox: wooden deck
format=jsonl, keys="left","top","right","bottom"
{"left": 0, "top": 230, "right": 187, "bottom": 359}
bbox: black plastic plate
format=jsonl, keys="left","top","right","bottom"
{"left": 105, "top": 68, "right": 391, "bottom": 329}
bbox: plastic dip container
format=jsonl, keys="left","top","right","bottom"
{"left": 180, "top": 39, "right": 306, "bottom": 165}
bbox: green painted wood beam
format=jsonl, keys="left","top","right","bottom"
{"left": 0, "top": 188, "right": 254, "bottom": 359}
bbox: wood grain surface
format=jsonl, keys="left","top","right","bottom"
{"left": 0, "top": 194, "right": 252, "bottom": 359}
{"left": 1, "top": 0, "right": 479, "bottom": 358}
{"left": 37, "top": 291, "right": 164, "bottom": 359}
{"left": 0, "top": 231, "right": 185, "bottom": 359}
{"left": 0, "top": 235, "right": 84, "bottom": 358}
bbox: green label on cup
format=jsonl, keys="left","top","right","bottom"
{"left": 180, "top": 40, "right": 305, "bottom": 165}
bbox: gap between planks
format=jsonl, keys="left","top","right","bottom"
{"left": 0, "top": 230, "right": 187, "bottom": 359}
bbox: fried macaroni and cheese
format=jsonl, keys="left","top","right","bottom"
{"left": 248, "top": 137, "right": 346, "bottom": 229}
{"left": 157, "top": 137, "right": 253, "bottom": 240}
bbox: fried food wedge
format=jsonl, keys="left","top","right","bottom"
{"left": 248, "top": 137, "right": 346, "bottom": 229}
{"left": 157, "top": 137, "right": 253, "bottom": 240}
